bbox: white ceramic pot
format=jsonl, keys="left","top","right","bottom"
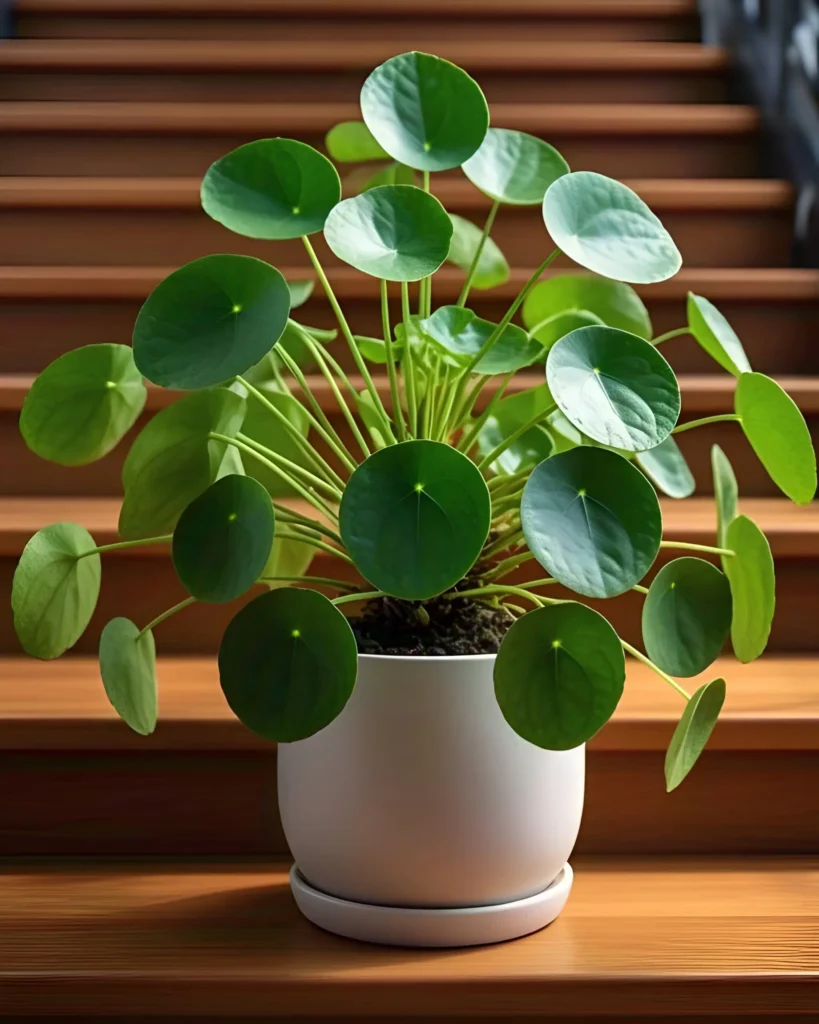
{"left": 278, "top": 653, "right": 585, "bottom": 946}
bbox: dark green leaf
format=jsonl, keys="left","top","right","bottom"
{"left": 546, "top": 325, "right": 680, "bottom": 451}
{"left": 133, "top": 254, "right": 291, "bottom": 390}
{"left": 219, "top": 587, "right": 357, "bottom": 742}
{"left": 723, "top": 514, "right": 775, "bottom": 663}
{"left": 172, "top": 475, "right": 274, "bottom": 603}
{"left": 98, "top": 617, "right": 157, "bottom": 736}
{"left": 12, "top": 522, "right": 101, "bottom": 660}
{"left": 325, "top": 120, "right": 389, "bottom": 162}
{"left": 712, "top": 444, "right": 738, "bottom": 548}
{"left": 665, "top": 678, "right": 726, "bottom": 791}
{"left": 201, "top": 138, "right": 341, "bottom": 239}
{"left": 360, "top": 51, "right": 489, "bottom": 171}
{"left": 543, "top": 172, "right": 682, "bottom": 284}
{"left": 339, "top": 439, "right": 491, "bottom": 600}
{"left": 447, "top": 213, "right": 510, "bottom": 290}
{"left": 687, "top": 293, "right": 751, "bottom": 376}
{"left": 529, "top": 309, "right": 604, "bottom": 356}
{"left": 239, "top": 384, "right": 309, "bottom": 497}
{"left": 324, "top": 184, "right": 452, "bottom": 281}
{"left": 476, "top": 384, "right": 555, "bottom": 475}
{"left": 522, "top": 274, "right": 652, "bottom": 339}
{"left": 120, "top": 387, "right": 246, "bottom": 539}
{"left": 494, "top": 603, "right": 625, "bottom": 750}
{"left": 521, "top": 447, "right": 662, "bottom": 598}
{"left": 636, "top": 435, "right": 695, "bottom": 499}
{"left": 736, "top": 372, "right": 817, "bottom": 505}
{"left": 20, "top": 343, "right": 146, "bottom": 467}
{"left": 642, "top": 557, "right": 732, "bottom": 677}
{"left": 421, "top": 305, "right": 542, "bottom": 374}
{"left": 463, "top": 127, "right": 569, "bottom": 205}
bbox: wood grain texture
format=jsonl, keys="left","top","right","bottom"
{"left": 0, "top": 857, "right": 816, "bottom": 1017}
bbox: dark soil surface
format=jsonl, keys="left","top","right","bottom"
{"left": 350, "top": 593, "right": 513, "bottom": 656}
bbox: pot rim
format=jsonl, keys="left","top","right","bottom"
{"left": 357, "top": 652, "right": 496, "bottom": 664}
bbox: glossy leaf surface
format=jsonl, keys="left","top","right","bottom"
{"left": 529, "top": 309, "right": 604, "bottom": 356}
{"left": 421, "top": 305, "right": 542, "bottom": 374}
{"left": 447, "top": 213, "right": 510, "bottom": 290}
{"left": 687, "top": 293, "right": 750, "bottom": 376}
{"left": 523, "top": 274, "right": 652, "bottom": 339}
{"left": 723, "top": 514, "right": 775, "bottom": 663}
{"left": 636, "top": 435, "right": 695, "bottom": 499}
{"left": 462, "top": 128, "right": 569, "bottom": 205}
{"left": 476, "top": 384, "right": 554, "bottom": 475}
{"left": 98, "top": 618, "right": 157, "bottom": 736}
{"left": 665, "top": 678, "right": 726, "bottom": 791}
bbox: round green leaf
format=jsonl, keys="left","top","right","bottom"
{"left": 339, "top": 439, "right": 491, "bottom": 600}
{"left": 529, "top": 309, "right": 604, "bottom": 356}
{"left": 133, "top": 255, "right": 290, "bottom": 390}
{"left": 447, "top": 213, "right": 510, "bottom": 291}
{"left": 665, "top": 677, "right": 726, "bottom": 791}
{"left": 353, "top": 334, "right": 402, "bottom": 364}
{"left": 711, "top": 444, "right": 738, "bottom": 548}
{"left": 687, "top": 293, "right": 751, "bottom": 377}
{"left": 360, "top": 51, "right": 489, "bottom": 172}
{"left": 287, "top": 279, "right": 314, "bottom": 308}
{"left": 218, "top": 587, "right": 357, "bottom": 742}
{"left": 543, "top": 172, "right": 682, "bottom": 284}
{"left": 723, "top": 514, "right": 775, "bottom": 663}
{"left": 324, "top": 185, "right": 452, "bottom": 281}
{"left": 494, "top": 603, "right": 625, "bottom": 750}
{"left": 421, "top": 305, "right": 542, "bottom": 374}
{"left": 239, "top": 384, "right": 309, "bottom": 497}
{"left": 201, "top": 138, "right": 341, "bottom": 240}
{"left": 476, "top": 384, "right": 555, "bottom": 475}
{"left": 521, "top": 447, "right": 661, "bottom": 598}
{"left": 523, "top": 274, "right": 652, "bottom": 339}
{"left": 20, "top": 343, "right": 145, "bottom": 468}
{"left": 636, "top": 435, "right": 695, "bottom": 499}
{"left": 172, "top": 475, "right": 274, "bottom": 603}
{"left": 642, "top": 557, "right": 732, "bottom": 677}
{"left": 98, "top": 617, "right": 157, "bottom": 736}
{"left": 12, "top": 522, "right": 101, "bottom": 660}
{"left": 325, "top": 120, "right": 389, "bottom": 162}
{"left": 120, "top": 387, "right": 247, "bottom": 539}
{"left": 736, "top": 372, "right": 817, "bottom": 505}
{"left": 463, "top": 127, "right": 569, "bottom": 205}
{"left": 357, "top": 161, "right": 417, "bottom": 192}
{"left": 546, "top": 325, "right": 680, "bottom": 452}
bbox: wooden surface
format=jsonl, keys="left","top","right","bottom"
{"left": 1, "top": 655, "right": 816, "bottom": 753}
{"left": 0, "top": 857, "right": 816, "bottom": 1017}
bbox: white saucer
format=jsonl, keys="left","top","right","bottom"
{"left": 290, "top": 862, "right": 573, "bottom": 947}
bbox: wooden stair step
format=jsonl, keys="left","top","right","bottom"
{"left": 0, "top": 497, "right": 816, "bottom": 657}
{"left": 0, "top": 856, "right": 816, "bottom": 1017}
{"left": 0, "top": 102, "right": 760, "bottom": 178}
{"left": 14, "top": 0, "right": 703, "bottom": 43}
{"left": 0, "top": 178, "right": 794, "bottom": 269}
{"left": 0, "top": 40, "right": 729, "bottom": 104}
{"left": 2, "top": 653, "right": 817, "bottom": 856}
{"left": 1, "top": 266, "right": 816, "bottom": 375}
{"left": 1, "top": 373, "right": 817, "bottom": 499}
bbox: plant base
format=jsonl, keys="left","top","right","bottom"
{"left": 289, "top": 862, "right": 573, "bottom": 948}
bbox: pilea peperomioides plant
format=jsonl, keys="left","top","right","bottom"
{"left": 13, "top": 52, "right": 817, "bottom": 791}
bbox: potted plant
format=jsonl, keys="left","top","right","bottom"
{"left": 12, "top": 52, "right": 816, "bottom": 948}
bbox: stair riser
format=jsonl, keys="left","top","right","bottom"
{"left": 0, "top": 132, "right": 759, "bottom": 179}
{"left": 3, "top": 295, "right": 816, "bottom": 375}
{"left": 1, "top": 552, "right": 815, "bottom": 654}
{"left": 0, "top": 205, "right": 793, "bottom": 269}
{"left": 2, "top": 407, "right": 816, "bottom": 499}
{"left": 15, "top": 16, "right": 702, "bottom": 43}
{"left": 2, "top": 747, "right": 815, "bottom": 856}
{"left": 0, "top": 71, "right": 728, "bottom": 105}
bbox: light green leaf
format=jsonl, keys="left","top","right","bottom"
{"left": 287, "top": 279, "right": 314, "bottom": 308}
{"left": 529, "top": 309, "right": 605, "bottom": 356}
{"left": 421, "top": 305, "right": 542, "bottom": 374}
{"left": 447, "top": 213, "right": 510, "bottom": 290}
{"left": 723, "top": 514, "right": 775, "bottom": 663}
{"left": 665, "top": 678, "right": 726, "bottom": 791}
{"left": 523, "top": 273, "right": 652, "bottom": 338}
{"left": 98, "top": 617, "right": 157, "bottom": 736}
{"left": 239, "top": 384, "right": 310, "bottom": 497}
{"left": 636, "top": 435, "right": 695, "bottom": 499}
{"left": 358, "top": 161, "right": 417, "bottom": 192}
{"left": 261, "top": 535, "right": 315, "bottom": 589}
{"left": 687, "top": 293, "right": 751, "bottom": 376}
{"left": 476, "top": 384, "right": 555, "bottom": 475}
{"left": 712, "top": 444, "right": 738, "bottom": 548}
{"left": 463, "top": 127, "right": 569, "bottom": 205}
{"left": 325, "top": 120, "right": 389, "bottom": 162}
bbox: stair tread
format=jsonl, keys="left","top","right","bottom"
{"left": 0, "top": 39, "right": 729, "bottom": 72}
{"left": 1, "top": 496, "right": 816, "bottom": 556}
{"left": 0, "top": 855, "right": 815, "bottom": 1017}
{"left": 0, "top": 101, "right": 759, "bottom": 134}
{"left": 2, "top": 265, "right": 811, "bottom": 300}
{"left": 1, "top": 654, "right": 816, "bottom": 752}
{"left": 0, "top": 176, "right": 792, "bottom": 210}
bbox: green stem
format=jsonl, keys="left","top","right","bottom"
{"left": 621, "top": 639, "right": 691, "bottom": 700}
{"left": 660, "top": 540, "right": 735, "bottom": 557}
{"left": 277, "top": 526, "right": 354, "bottom": 564}
{"left": 259, "top": 575, "right": 358, "bottom": 591}
{"left": 302, "top": 235, "right": 393, "bottom": 438}
{"left": 477, "top": 404, "right": 557, "bottom": 473}
{"left": 632, "top": 584, "right": 650, "bottom": 595}
{"left": 236, "top": 374, "right": 347, "bottom": 489}
{"left": 237, "top": 432, "right": 341, "bottom": 501}
{"left": 331, "top": 589, "right": 385, "bottom": 607}
{"left": 456, "top": 198, "right": 500, "bottom": 307}
{"left": 138, "top": 596, "right": 196, "bottom": 639}
{"left": 381, "top": 277, "right": 407, "bottom": 442}
{"left": 447, "top": 584, "right": 558, "bottom": 607}
{"left": 272, "top": 503, "right": 343, "bottom": 545}
{"left": 401, "top": 281, "right": 419, "bottom": 435}
{"left": 484, "top": 549, "right": 533, "bottom": 580}
{"left": 652, "top": 326, "right": 691, "bottom": 345}
{"left": 672, "top": 413, "right": 741, "bottom": 435}
{"left": 81, "top": 534, "right": 172, "bottom": 558}
{"left": 484, "top": 527, "right": 525, "bottom": 558}
{"left": 456, "top": 372, "right": 514, "bottom": 452}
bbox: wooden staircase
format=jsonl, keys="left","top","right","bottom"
{"left": 1, "top": 0, "right": 817, "bottom": 1016}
